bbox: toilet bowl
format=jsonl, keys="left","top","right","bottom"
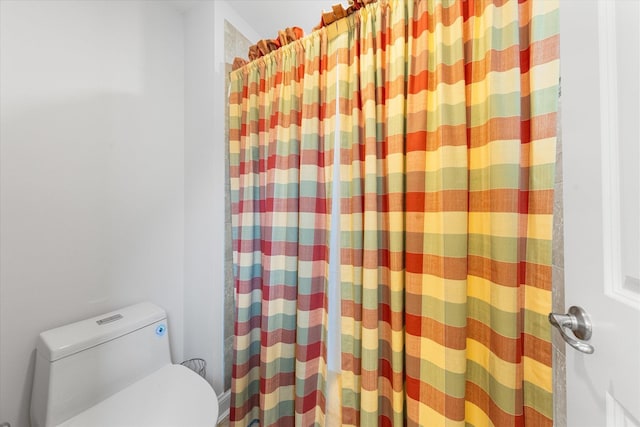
{"left": 30, "top": 302, "right": 219, "bottom": 427}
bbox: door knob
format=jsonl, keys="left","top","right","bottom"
{"left": 548, "top": 306, "right": 595, "bottom": 354}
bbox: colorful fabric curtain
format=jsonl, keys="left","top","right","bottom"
{"left": 336, "top": 0, "right": 559, "bottom": 426}
{"left": 229, "top": 0, "right": 559, "bottom": 425}
{"left": 228, "top": 30, "right": 336, "bottom": 426}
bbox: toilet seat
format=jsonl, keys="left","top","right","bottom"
{"left": 56, "top": 364, "right": 219, "bottom": 426}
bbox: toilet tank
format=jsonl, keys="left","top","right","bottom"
{"left": 30, "top": 302, "right": 172, "bottom": 427}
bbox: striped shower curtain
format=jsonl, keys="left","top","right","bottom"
{"left": 336, "top": 0, "right": 558, "bottom": 425}
{"left": 333, "top": 2, "right": 407, "bottom": 426}
{"left": 228, "top": 30, "right": 336, "bottom": 426}
{"left": 229, "top": 0, "right": 559, "bottom": 426}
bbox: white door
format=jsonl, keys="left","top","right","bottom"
{"left": 560, "top": 1, "right": 640, "bottom": 426}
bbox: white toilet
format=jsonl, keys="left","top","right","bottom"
{"left": 30, "top": 302, "right": 219, "bottom": 426}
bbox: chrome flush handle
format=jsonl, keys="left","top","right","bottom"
{"left": 548, "top": 306, "right": 595, "bottom": 354}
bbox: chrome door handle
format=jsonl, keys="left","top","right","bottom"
{"left": 548, "top": 306, "right": 595, "bottom": 354}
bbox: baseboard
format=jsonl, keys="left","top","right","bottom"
{"left": 217, "top": 389, "right": 231, "bottom": 423}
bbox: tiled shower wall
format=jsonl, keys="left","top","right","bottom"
{"left": 224, "top": 20, "right": 253, "bottom": 392}
{"left": 552, "top": 99, "right": 567, "bottom": 426}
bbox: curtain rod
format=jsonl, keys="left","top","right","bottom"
{"left": 231, "top": 0, "right": 378, "bottom": 73}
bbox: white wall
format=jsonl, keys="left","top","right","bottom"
{"left": 0, "top": 2, "right": 185, "bottom": 426}
{"left": 225, "top": 0, "right": 339, "bottom": 37}
{"left": 183, "top": 0, "right": 218, "bottom": 392}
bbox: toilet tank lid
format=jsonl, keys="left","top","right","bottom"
{"left": 37, "top": 302, "right": 167, "bottom": 362}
